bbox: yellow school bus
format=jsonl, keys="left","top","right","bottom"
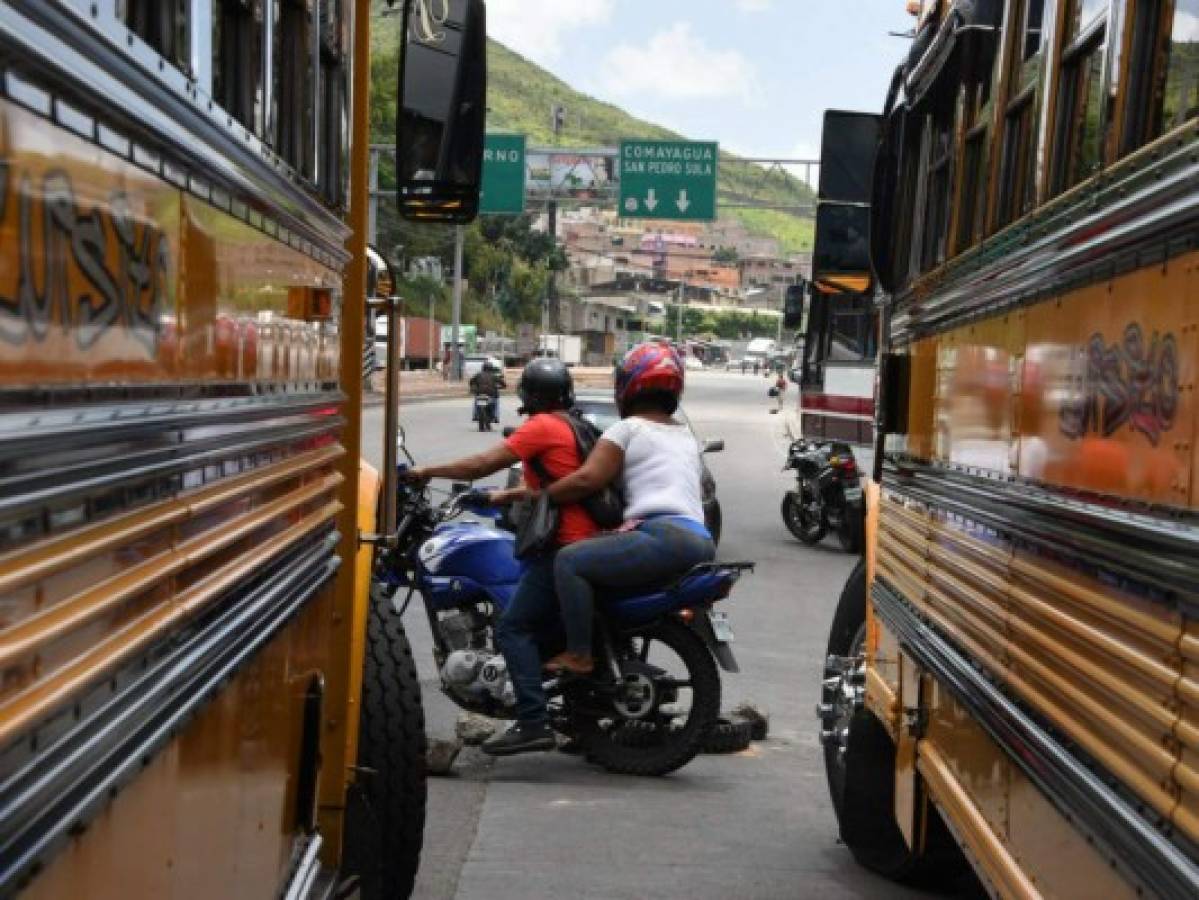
{"left": 0, "top": 2, "right": 484, "bottom": 897}
{"left": 821, "top": 0, "right": 1199, "bottom": 896}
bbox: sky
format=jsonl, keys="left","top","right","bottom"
{"left": 484, "top": 0, "right": 917, "bottom": 162}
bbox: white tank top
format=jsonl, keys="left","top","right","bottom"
{"left": 600, "top": 417, "right": 705, "bottom": 523}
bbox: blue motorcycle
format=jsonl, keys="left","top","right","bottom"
{"left": 376, "top": 454, "right": 752, "bottom": 776}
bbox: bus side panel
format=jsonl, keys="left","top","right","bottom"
{"left": 21, "top": 586, "right": 338, "bottom": 900}
{"left": 0, "top": 95, "right": 347, "bottom": 895}
{"left": 913, "top": 650, "right": 1139, "bottom": 899}
{"left": 909, "top": 256, "right": 1197, "bottom": 508}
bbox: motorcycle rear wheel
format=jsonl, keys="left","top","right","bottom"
{"left": 781, "top": 490, "right": 826, "bottom": 544}
{"left": 576, "top": 618, "right": 719, "bottom": 776}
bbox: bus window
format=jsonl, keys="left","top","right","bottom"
{"left": 828, "top": 296, "right": 879, "bottom": 362}
{"left": 1160, "top": 0, "right": 1199, "bottom": 132}
{"left": 1020, "top": 0, "right": 1047, "bottom": 61}
{"left": 121, "top": 0, "right": 188, "bottom": 71}
{"left": 1050, "top": 0, "right": 1108, "bottom": 196}
{"left": 277, "top": 0, "right": 315, "bottom": 176}
{"left": 919, "top": 100, "right": 954, "bottom": 271}
{"left": 318, "top": 0, "right": 347, "bottom": 206}
{"left": 995, "top": 0, "right": 1049, "bottom": 228}
{"left": 213, "top": 0, "right": 261, "bottom": 132}
{"left": 953, "top": 48, "right": 997, "bottom": 251}
{"left": 1122, "top": 1, "right": 1199, "bottom": 153}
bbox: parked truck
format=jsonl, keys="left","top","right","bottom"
{"left": 537, "top": 334, "right": 583, "bottom": 366}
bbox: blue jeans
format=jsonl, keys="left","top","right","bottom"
{"left": 493, "top": 555, "right": 562, "bottom": 725}
{"left": 553, "top": 518, "right": 716, "bottom": 656}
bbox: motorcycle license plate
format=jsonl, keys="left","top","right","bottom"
{"left": 844, "top": 486, "right": 863, "bottom": 502}
{"left": 708, "top": 611, "right": 734, "bottom": 643}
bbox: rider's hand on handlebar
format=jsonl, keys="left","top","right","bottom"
{"left": 400, "top": 467, "right": 430, "bottom": 485}
{"left": 485, "top": 486, "right": 535, "bottom": 507}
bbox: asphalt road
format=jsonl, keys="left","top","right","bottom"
{"left": 362, "top": 371, "right": 923, "bottom": 900}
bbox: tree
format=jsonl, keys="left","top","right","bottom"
{"left": 713, "top": 246, "right": 739, "bottom": 264}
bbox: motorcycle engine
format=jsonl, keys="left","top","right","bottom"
{"left": 439, "top": 649, "right": 515, "bottom": 708}
{"left": 437, "top": 606, "right": 515, "bottom": 709}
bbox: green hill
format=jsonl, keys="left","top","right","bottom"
{"left": 369, "top": 9, "right": 814, "bottom": 253}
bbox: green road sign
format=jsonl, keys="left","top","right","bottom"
{"left": 618, "top": 140, "right": 718, "bottom": 221}
{"left": 480, "top": 134, "right": 527, "bottom": 215}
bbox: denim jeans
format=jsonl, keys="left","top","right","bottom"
{"left": 493, "top": 554, "right": 562, "bottom": 726}
{"left": 553, "top": 518, "right": 716, "bottom": 656}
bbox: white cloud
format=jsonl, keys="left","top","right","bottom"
{"left": 735, "top": 0, "right": 773, "bottom": 10}
{"left": 599, "top": 23, "right": 760, "bottom": 103}
{"left": 485, "top": 0, "right": 615, "bottom": 63}
{"left": 1175, "top": 11, "right": 1199, "bottom": 42}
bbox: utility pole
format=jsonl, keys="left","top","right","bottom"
{"left": 367, "top": 148, "right": 379, "bottom": 245}
{"left": 428, "top": 293, "right": 435, "bottom": 372}
{"left": 546, "top": 104, "right": 566, "bottom": 334}
{"left": 451, "top": 223, "right": 464, "bottom": 380}
{"left": 676, "top": 278, "right": 684, "bottom": 343}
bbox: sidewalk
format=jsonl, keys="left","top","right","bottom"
{"left": 363, "top": 367, "right": 614, "bottom": 406}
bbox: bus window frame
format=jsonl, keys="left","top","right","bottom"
{"left": 1049, "top": 1, "right": 1110, "bottom": 197}
{"left": 992, "top": 0, "right": 1052, "bottom": 230}
{"left": 213, "top": 0, "right": 262, "bottom": 134}
{"left": 919, "top": 94, "right": 956, "bottom": 273}
{"left": 1120, "top": 0, "right": 1199, "bottom": 154}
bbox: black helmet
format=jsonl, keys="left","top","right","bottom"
{"left": 518, "top": 358, "right": 574, "bottom": 414}
{"left": 482, "top": 361, "right": 498, "bottom": 373}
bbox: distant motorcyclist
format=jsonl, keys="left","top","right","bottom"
{"left": 469, "top": 361, "right": 503, "bottom": 423}
{"left": 402, "top": 359, "right": 597, "bottom": 755}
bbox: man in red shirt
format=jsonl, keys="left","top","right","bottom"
{"left": 404, "top": 359, "right": 597, "bottom": 754}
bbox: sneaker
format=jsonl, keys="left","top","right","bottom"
{"left": 481, "top": 721, "right": 556, "bottom": 757}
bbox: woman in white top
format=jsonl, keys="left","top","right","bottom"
{"left": 537, "top": 342, "right": 716, "bottom": 675}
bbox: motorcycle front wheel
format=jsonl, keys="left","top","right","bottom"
{"left": 782, "top": 489, "right": 826, "bottom": 544}
{"left": 572, "top": 618, "right": 719, "bottom": 776}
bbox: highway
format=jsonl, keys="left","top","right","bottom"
{"left": 363, "top": 371, "right": 922, "bottom": 900}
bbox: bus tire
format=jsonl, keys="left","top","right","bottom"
{"left": 823, "top": 562, "right": 977, "bottom": 890}
{"left": 343, "top": 586, "right": 428, "bottom": 900}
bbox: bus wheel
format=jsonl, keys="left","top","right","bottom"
{"left": 821, "top": 562, "right": 976, "bottom": 889}
{"left": 343, "top": 585, "right": 428, "bottom": 899}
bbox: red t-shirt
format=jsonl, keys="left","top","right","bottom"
{"left": 505, "top": 413, "right": 599, "bottom": 545}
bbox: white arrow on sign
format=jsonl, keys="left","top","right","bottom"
{"left": 677, "top": 189, "right": 690, "bottom": 213}
{"left": 645, "top": 188, "right": 658, "bottom": 212}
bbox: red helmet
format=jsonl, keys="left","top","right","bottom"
{"left": 615, "top": 342, "right": 685, "bottom": 414}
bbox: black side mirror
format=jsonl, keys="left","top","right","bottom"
{"left": 395, "top": 0, "right": 487, "bottom": 223}
{"left": 783, "top": 281, "right": 806, "bottom": 330}
{"left": 502, "top": 426, "right": 516, "bottom": 439}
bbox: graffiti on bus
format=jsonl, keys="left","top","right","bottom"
{"left": 1059, "top": 323, "right": 1180, "bottom": 447}
{"left": 0, "top": 162, "right": 168, "bottom": 352}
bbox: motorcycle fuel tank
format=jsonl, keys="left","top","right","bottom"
{"left": 418, "top": 523, "right": 522, "bottom": 586}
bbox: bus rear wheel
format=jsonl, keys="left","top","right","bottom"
{"left": 821, "top": 562, "right": 977, "bottom": 890}
{"left": 343, "top": 585, "right": 428, "bottom": 899}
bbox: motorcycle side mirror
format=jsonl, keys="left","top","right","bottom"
{"left": 502, "top": 426, "right": 516, "bottom": 438}
{"left": 702, "top": 439, "right": 725, "bottom": 454}
{"left": 451, "top": 482, "right": 470, "bottom": 495}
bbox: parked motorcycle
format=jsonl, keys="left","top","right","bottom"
{"left": 472, "top": 393, "right": 495, "bottom": 432}
{"left": 376, "top": 439, "right": 753, "bottom": 776}
{"left": 780, "top": 438, "right": 864, "bottom": 553}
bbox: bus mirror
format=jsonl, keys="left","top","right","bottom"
{"left": 877, "top": 352, "right": 910, "bottom": 435}
{"left": 784, "top": 282, "right": 806, "bottom": 330}
{"left": 395, "top": 0, "right": 487, "bottom": 223}
{"left": 366, "top": 244, "right": 395, "bottom": 299}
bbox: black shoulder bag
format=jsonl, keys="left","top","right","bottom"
{"left": 511, "top": 455, "right": 560, "bottom": 559}
{"left": 558, "top": 411, "right": 625, "bottom": 529}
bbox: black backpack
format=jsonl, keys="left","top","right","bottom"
{"left": 555, "top": 410, "right": 625, "bottom": 528}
